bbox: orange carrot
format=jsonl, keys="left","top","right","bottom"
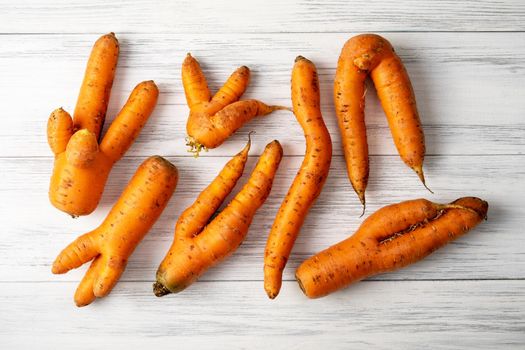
{"left": 48, "top": 33, "right": 159, "bottom": 217}
{"left": 334, "top": 34, "right": 430, "bottom": 213}
{"left": 73, "top": 32, "right": 119, "bottom": 139}
{"left": 296, "top": 197, "right": 488, "bottom": 298}
{"left": 182, "top": 53, "right": 287, "bottom": 155}
{"left": 264, "top": 56, "right": 332, "bottom": 299}
{"left": 154, "top": 138, "right": 283, "bottom": 296}
{"left": 52, "top": 156, "right": 178, "bottom": 307}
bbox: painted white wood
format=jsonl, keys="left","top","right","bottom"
{"left": 1, "top": 33, "right": 524, "bottom": 157}
{"left": 1, "top": 281, "right": 523, "bottom": 349}
{"left": 1, "top": 0, "right": 524, "bottom": 33}
{"left": 1, "top": 1, "right": 524, "bottom": 348}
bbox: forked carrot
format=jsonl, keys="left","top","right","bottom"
{"left": 52, "top": 156, "right": 178, "bottom": 306}
{"left": 334, "top": 34, "right": 430, "bottom": 213}
{"left": 154, "top": 138, "right": 283, "bottom": 296}
{"left": 296, "top": 197, "right": 488, "bottom": 298}
{"left": 47, "top": 33, "right": 158, "bottom": 216}
{"left": 183, "top": 53, "right": 288, "bottom": 155}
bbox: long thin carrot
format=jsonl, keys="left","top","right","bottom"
{"left": 73, "top": 32, "right": 119, "bottom": 139}
{"left": 52, "top": 156, "right": 178, "bottom": 306}
{"left": 182, "top": 53, "right": 287, "bottom": 155}
{"left": 296, "top": 197, "right": 488, "bottom": 298}
{"left": 264, "top": 56, "right": 332, "bottom": 299}
{"left": 48, "top": 34, "right": 159, "bottom": 217}
{"left": 154, "top": 138, "right": 283, "bottom": 296}
{"left": 334, "top": 34, "right": 429, "bottom": 213}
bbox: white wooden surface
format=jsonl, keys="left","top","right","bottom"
{"left": 1, "top": 1, "right": 524, "bottom": 348}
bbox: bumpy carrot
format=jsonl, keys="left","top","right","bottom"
{"left": 48, "top": 34, "right": 159, "bottom": 217}
{"left": 296, "top": 197, "right": 488, "bottom": 298}
{"left": 182, "top": 53, "right": 287, "bottom": 155}
{"left": 264, "top": 56, "right": 332, "bottom": 299}
{"left": 52, "top": 156, "right": 178, "bottom": 306}
{"left": 334, "top": 34, "right": 430, "bottom": 213}
{"left": 154, "top": 138, "right": 283, "bottom": 296}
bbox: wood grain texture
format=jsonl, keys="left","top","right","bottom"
{"left": 1, "top": 0, "right": 524, "bottom": 348}
{"left": 0, "top": 0, "right": 524, "bottom": 33}
{"left": 0, "top": 281, "right": 523, "bottom": 349}
{"left": 1, "top": 33, "right": 524, "bottom": 157}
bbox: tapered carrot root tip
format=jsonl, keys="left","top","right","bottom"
{"left": 264, "top": 270, "right": 282, "bottom": 299}
{"left": 413, "top": 165, "right": 433, "bottom": 194}
{"left": 357, "top": 191, "right": 366, "bottom": 217}
{"left": 153, "top": 282, "right": 172, "bottom": 297}
{"left": 185, "top": 136, "right": 208, "bottom": 157}
{"left": 270, "top": 105, "right": 293, "bottom": 113}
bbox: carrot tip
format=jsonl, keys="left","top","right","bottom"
{"left": 185, "top": 136, "right": 208, "bottom": 158}
{"left": 271, "top": 105, "right": 293, "bottom": 113}
{"left": 357, "top": 191, "right": 366, "bottom": 217}
{"left": 153, "top": 282, "right": 172, "bottom": 297}
{"left": 359, "top": 202, "right": 366, "bottom": 218}
{"left": 414, "top": 166, "right": 433, "bottom": 194}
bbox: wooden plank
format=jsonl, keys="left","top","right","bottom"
{"left": 1, "top": 155, "right": 522, "bottom": 282}
{"left": 1, "top": 0, "right": 524, "bottom": 33}
{"left": 1, "top": 33, "right": 524, "bottom": 157}
{"left": 0, "top": 280, "right": 523, "bottom": 349}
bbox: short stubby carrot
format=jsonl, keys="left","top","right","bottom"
{"left": 47, "top": 33, "right": 159, "bottom": 217}
{"left": 296, "top": 197, "right": 488, "bottom": 298}
{"left": 264, "top": 56, "right": 332, "bottom": 299}
{"left": 154, "top": 138, "right": 283, "bottom": 296}
{"left": 182, "top": 53, "right": 287, "bottom": 155}
{"left": 52, "top": 156, "right": 178, "bottom": 307}
{"left": 334, "top": 34, "right": 429, "bottom": 213}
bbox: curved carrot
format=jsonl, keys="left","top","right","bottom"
{"left": 296, "top": 197, "right": 488, "bottom": 298}
{"left": 52, "top": 156, "right": 178, "bottom": 306}
{"left": 154, "top": 139, "right": 283, "bottom": 296}
{"left": 182, "top": 53, "right": 287, "bottom": 155}
{"left": 73, "top": 32, "right": 119, "bottom": 139}
{"left": 264, "top": 56, "right": 332, "bottom": 299}
{"left": 334, "top": 34, "right": 429, "bottom": 213}
{"left": 48, "top": 39, "right": 159, "bottom": 217}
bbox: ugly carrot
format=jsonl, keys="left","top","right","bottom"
{"left": 154, "top": 138, "right": 283, "bottom": 296}
{"left": 264, "top": 56, "right": 332, "bottom": 299}
{"left": 296, "top": 197, "right": 488, "bottom": 298}
{"left": 52, "top": 156, "right": 178, "bottom": 306}
{"left": 182, "top": 53, "right": 287, "bottom": 155}
{"left": 48, "top": 34, "right": 159, "bottom": 217}
{"left": 334, "top": 34, "right": 430, "bottom": 213}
